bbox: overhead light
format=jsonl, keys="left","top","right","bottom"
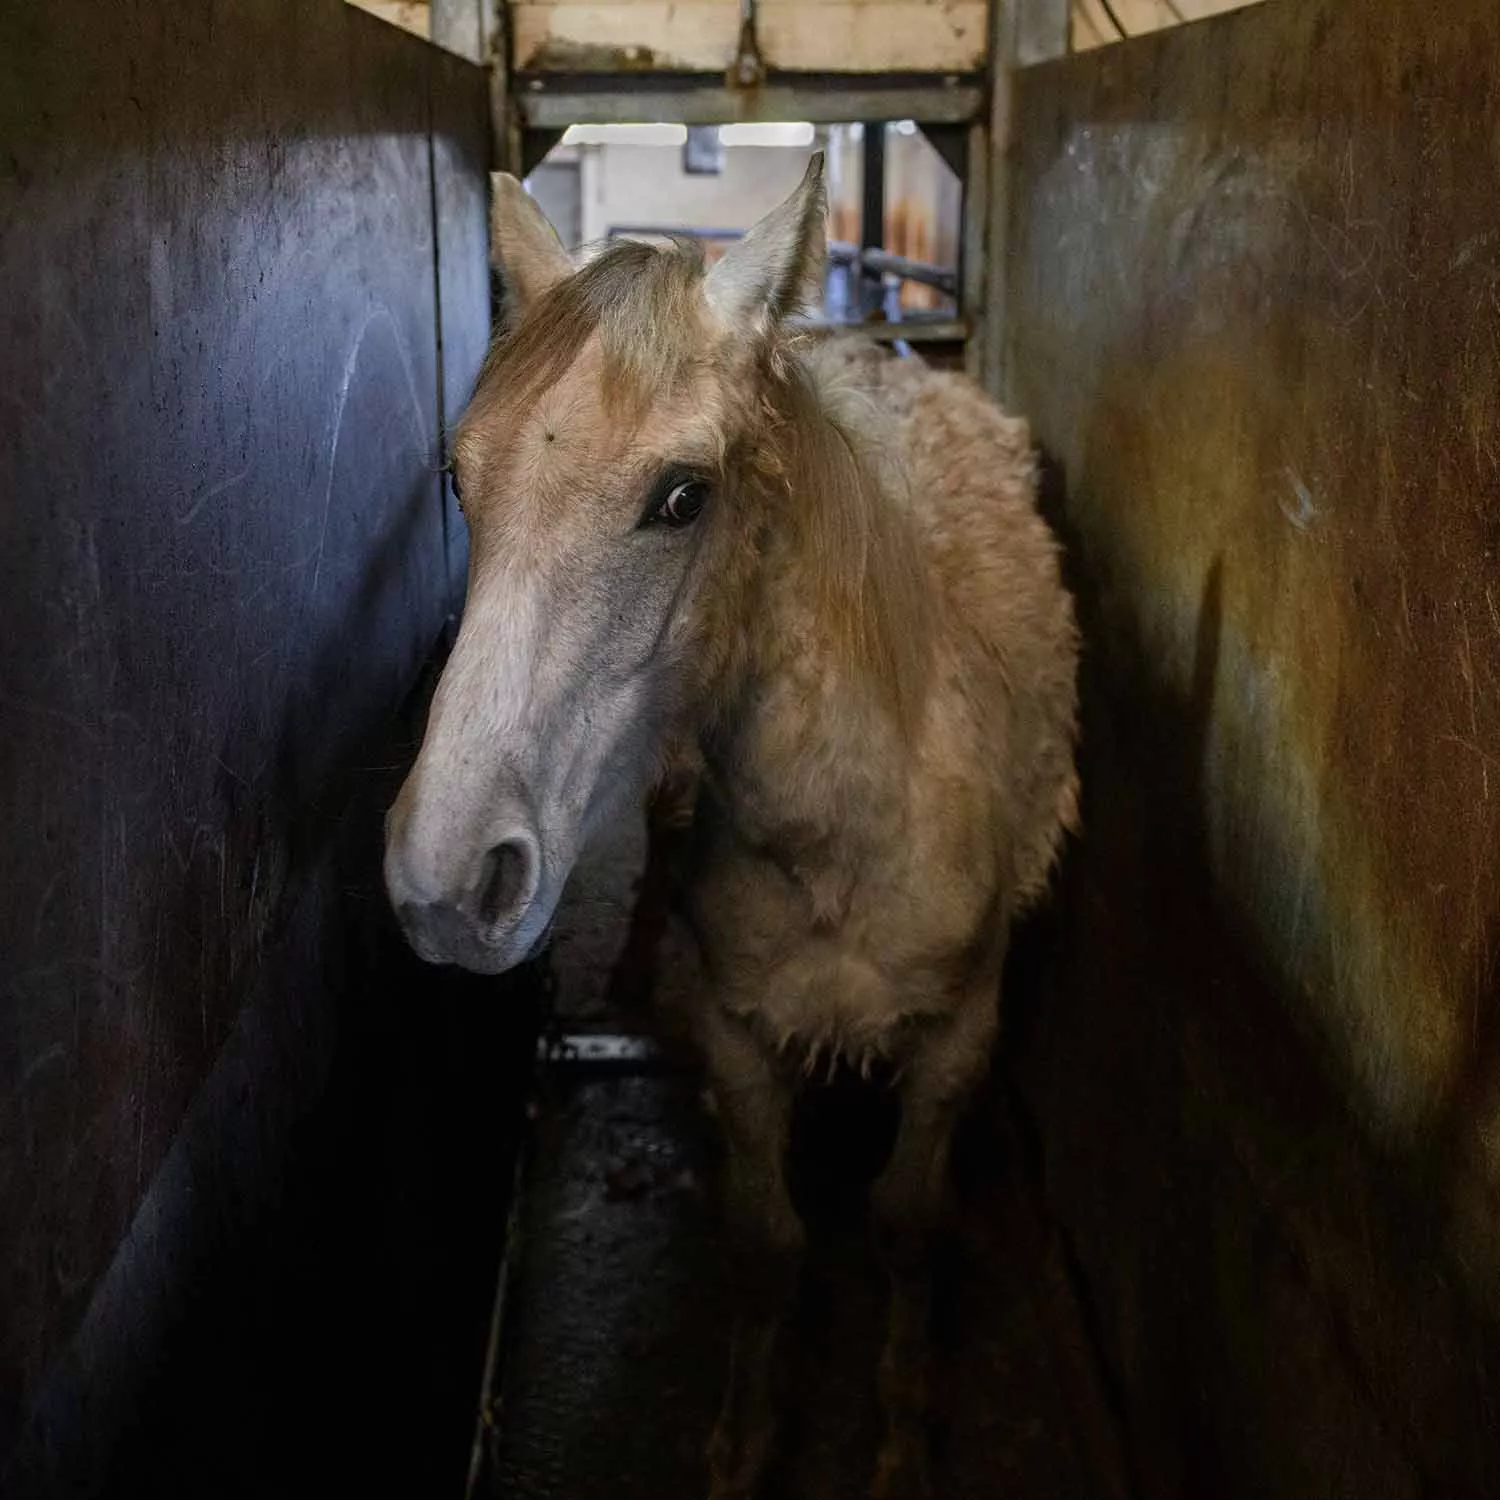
{"left": 894, "top": 119, "right": 919, "bottom": 135}
{"left": 560, "top": 123, "right": 689, "bottom": 147}
{"left": 718, "top": 121, "right": 816, "bottom": 148}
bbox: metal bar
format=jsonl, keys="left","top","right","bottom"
{"left": 605, "top": 229, "right": 954, "bottom": 292}
{"left": 861, "top": 121, "right": 887, "bottom": 317}
{"left": 536, "top": 1032, "right": 665, "bottom": 1069}
{"left": 606, "top": 229, "right": 955, "bottom": 294}
{"left": 981, "top": 0, "right": 1018, "bottom": 399}
{"left": 796, "top": 316, "right": 969, "bottom": 344}
{"left": 861, "top": 247, "right": 958, "bottom": 296}
{"left": 962, "top": 118, "right": 989, "bottom": 380}
{"left": 609, "top": 224, "right": 746, "bottom": 241}
{"left": 516, "top": 79, "right": 986, "bottom": 129}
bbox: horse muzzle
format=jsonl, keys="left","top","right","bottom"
{"left": 384, "top": 806, "right": 552, "bottom": 975}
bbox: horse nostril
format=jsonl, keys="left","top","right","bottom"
{"left": 475, "top": 836, "right": 534, "bottom": 929}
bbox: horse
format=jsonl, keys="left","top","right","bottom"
{"left": 383, "top": 153, "right": 1079, "bottom": 1499}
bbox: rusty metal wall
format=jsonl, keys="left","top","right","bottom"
{"left": 1005, "top": 0, "right": 1500, "bottom": 1493}
{"left": 0, "top": 3, "right": 506, "bottom": 1492}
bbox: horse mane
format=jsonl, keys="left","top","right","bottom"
{"left": 752, "top": 347, "right": 935, "bottom": 740}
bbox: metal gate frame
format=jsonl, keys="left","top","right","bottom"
{"left": 436, "top": 0, "right": 1070, "bottom": 397}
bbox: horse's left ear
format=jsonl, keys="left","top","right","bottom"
{"left": 705, "top": 152, "right": 827, "bottom": 334}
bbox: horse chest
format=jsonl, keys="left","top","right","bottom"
{"left": 728, "top": 928, "right": 934, "bottom": 1076}
{"left": 692, "top": 683, "right": 1005, "bottom": 1067}
{"left": 687, "top": 838, "right": 986, "bottom": 1076}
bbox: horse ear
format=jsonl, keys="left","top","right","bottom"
{"left": 705, "top": 152, "right": 827, "bottom": 333}
{"left": 490, "top": 172, "right": 572, "bottom": 314}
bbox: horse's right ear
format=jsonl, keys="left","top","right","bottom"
{"left": 490, "top": 172, "right": 572, "bottom": 314}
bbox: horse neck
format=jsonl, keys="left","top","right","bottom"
{"left": 703, "top": 354, "right": 935, "bottom": 850}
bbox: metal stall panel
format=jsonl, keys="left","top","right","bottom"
{"left": 1005, "top": 1, "right": 1500, "bottom": 1495}
{"left": 0, "top": 3, "right": 494, "bottom": 1491}
{"left": 434, "top": 42, "right": 496, "bottom": 601}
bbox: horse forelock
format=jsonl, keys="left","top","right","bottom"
{"left": 464, "top": 238, "right": 712, "bottom": 436}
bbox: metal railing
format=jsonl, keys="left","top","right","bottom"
{"left": 606, "top": 225, "right": 958, "bottom": 300}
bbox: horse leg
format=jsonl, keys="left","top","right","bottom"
{"left": 868, "top": 992, "right": 998, "bottom": 1500}
{"left": 702, "top": 1004, "right": 801, "bottom": 1500}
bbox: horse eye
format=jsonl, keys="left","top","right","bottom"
{"left": 657, "top": 479, "right": 708, "bottom": 528}
{"left": 448, "top": 467, "right": 463, "bottom": 511}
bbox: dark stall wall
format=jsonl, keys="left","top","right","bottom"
{"left": 1005, "top": 0, "right": 1500, "bottom": 1494}
{"left": 0, "top": 1, "right": 497, "bottom": 1491}
{"left": 434, "top": 66, "right": 492, "bottom": 603}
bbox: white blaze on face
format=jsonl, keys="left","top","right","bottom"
{"left": 385, "top": 514, "right": 685, "bottom": 974}
{"left": 384, "top": 567, "right": 551, "bottom": 972}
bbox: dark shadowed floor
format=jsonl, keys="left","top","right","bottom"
{"left": 475, "top": 813, "right": 1133, "bottom": 1500}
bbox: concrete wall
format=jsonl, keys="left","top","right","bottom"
{"left": 577, "top": 142, "right": 817, "bottom": 245}
{"left": 1004, "top": 0, "right": 1500, "bottom": 1492}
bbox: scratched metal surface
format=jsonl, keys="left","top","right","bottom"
{"left": 1005, "top": 0, "right": 1500, "bottom": 1493}
{"left": 0, "top": 1, "right": 490, "bottom": 1479}
{"left": 1010, "top": 0, "right": 1500, "bottom": 1291}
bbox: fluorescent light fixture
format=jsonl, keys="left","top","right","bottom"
{"left": 718, "top": 121, "right": 817, "bottom": 148}
{"left": 561, "top": 123, "right": 689, "bottom": 147}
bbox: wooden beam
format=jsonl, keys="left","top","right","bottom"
{"left": 509, "top": 2, "right": 988, "bottom": 75}
{"left": 515, "top": 77, "right": 986, "bottom": 129}
{"left": 345, "top": 0, "right": 431, "bottom": 41}
{"left": 1072, "top": 0, "right": 1262, "bottom": 51}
